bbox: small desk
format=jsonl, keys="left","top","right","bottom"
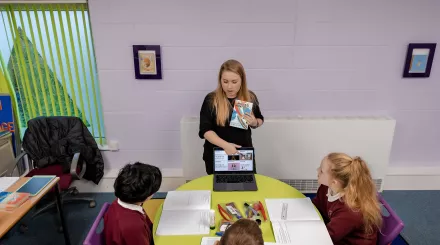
{"left": 153, "top": 174, "right": 310, "bottom": 245}
{"left": 0, "top": 177, "right": 71, "bottom": 245}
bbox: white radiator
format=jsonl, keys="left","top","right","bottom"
{"left": 181, "top": 116, "right": 396, "bottom": 192}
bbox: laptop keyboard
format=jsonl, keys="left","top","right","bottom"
{"left": 216, "top": 175, "right": 254, "bottom": 183}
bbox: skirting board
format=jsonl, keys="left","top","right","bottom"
{"left": 384, "top": 166, "right": 440, "bottom": 190}
{"left": 74, "top": 168, "right": 186, "bottom": 193}
{"left": 75, "top": 167, "right": 440, "bottom": 193}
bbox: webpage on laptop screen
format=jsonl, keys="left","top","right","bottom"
{"left": 214, "top": 150, "right": 254, "bottom": 171}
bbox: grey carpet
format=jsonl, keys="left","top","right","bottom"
{"left": 381, "top": 190, "right": 440, "bottom": 245}
{"left": 0, "top": 191, "right": 437, "bottom": 245}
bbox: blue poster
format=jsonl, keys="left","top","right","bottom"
{"left": 0, "top": 94, "right": 16, "bottom": 155}
{"left": 409, "top": 54, "right": 428, "bottom": 73}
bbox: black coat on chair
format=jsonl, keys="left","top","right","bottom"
{"left": 22, "top": 116, "right": 104, "bottom": 184}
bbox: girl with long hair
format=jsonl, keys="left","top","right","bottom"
{"left": 313, "top": 153, "right": 382, "bottom": 245}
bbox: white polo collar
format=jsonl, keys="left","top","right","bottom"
{"left": 326, "top": 188, "right": 342, "bottom": 202}
{"left": 117, "top": 198, "right": 145, "bottom": 214}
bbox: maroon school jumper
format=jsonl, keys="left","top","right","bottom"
{"left": 312, "top": 185, "right": 378, "bottom": 245}
{"left": 104, "top": 200, "right": 154, "bottom": 245}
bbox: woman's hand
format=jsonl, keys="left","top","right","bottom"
{"left": 244, "top": 113, "right": 257, "bottom": 127}
{"left": 223, "top": 143, "right": 241, "bottom": 155}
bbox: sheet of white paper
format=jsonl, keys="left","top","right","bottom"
{"left": 0, "top": 177, "right": 19, "bottom": 192}
{"left": 272, "top": 220, "right": 333, "bottom": 245}
{"left": 201, "top": 237, "right": 220, "bottom": 245}
{"left": 265, "top": 198, "right": 321, "bottom": 221}
{"left": 163, "top": 190, "right": 211, "bottom": 211}
{"left": 156, "top": 210, "right": 210, "bottom": 236}
{"left": 200, "top": 237, "right": 284, "bottom": 245}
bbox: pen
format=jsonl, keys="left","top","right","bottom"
{"left": 218, "top": 204, "right": 232, "bottom": 221}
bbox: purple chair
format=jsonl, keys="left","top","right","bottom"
{"left": 83, "top": 202, "right": 110, "bottom": 245}
{"left": 377, "top": 194, "right": 404, "bottom": 245}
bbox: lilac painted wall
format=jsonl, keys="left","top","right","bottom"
{"left": 88, "top": 0, "right": 440, "bottom": 171}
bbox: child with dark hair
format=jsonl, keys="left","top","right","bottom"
{"left": 104, "top": 162, "right": 162, "bottom": 245}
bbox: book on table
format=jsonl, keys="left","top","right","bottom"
{"left": 15, "top": 175, "right": 56, "bottom": 196}
{"left": 156, "top": 190, "right": 212, "bottom": 236}
{"left": 0, "top": 192, "right": 30, "bottom": 211}
{"left": 265, "top": 197, "right": 333, "bottom": 245}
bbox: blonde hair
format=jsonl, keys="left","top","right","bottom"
{"left": 212, "top": 59, "right": 255, "bottom": 126}
{"left": 327, "top": 153, "right": 382, "bottom": 235}
{"left": 219, "top": 219, "right": 264, "bottom": 245}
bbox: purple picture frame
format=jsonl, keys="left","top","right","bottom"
{"left": 133, "top": 45, "right": 162, "bottom": 79}
{"left": 403, "top": 43, "right": 436, "bottom": 78}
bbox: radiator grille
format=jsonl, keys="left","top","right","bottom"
{"left": 279, "top": 179, "right": 383, "bottom": 193}
{"left": 278, "top": 179, "right": 320, "bottom": 193}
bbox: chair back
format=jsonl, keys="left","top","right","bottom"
{"left": 21, "top": 116, "right": 104, "bottom": 184}
{"left": 22, "top": 116, "right": 85, "bottom": 168}
{"left": 83, "top": 202, "right": 110, "bottom": 245}
{"left": 377, "top": 194, "right": 404, "bottom": 245}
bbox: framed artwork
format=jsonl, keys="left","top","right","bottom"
{"left": 133, "top": 45, "right": 162, "bottom": 79}
{"left": 403, "top": 43, "right": 436, "bottom": 78}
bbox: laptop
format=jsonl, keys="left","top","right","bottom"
{"left": 213, "top": 147, "right": 258, "bottom": 191}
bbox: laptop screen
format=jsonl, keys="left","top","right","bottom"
{"left": 214, "top": 148, "right": 254, "bottom": 172}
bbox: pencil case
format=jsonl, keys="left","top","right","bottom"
{"left": 243, "top": 200, "right": 267, "bottom": 222}
{"left": 218, "top": 202, "right": 243, "bottom": 221}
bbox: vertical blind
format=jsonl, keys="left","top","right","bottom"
{"left": 0, "top": 3, "right": 105, "bottom": 145}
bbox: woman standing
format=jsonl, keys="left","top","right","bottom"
{"left": 198, "top": 59, "right": 264, "bottom": 175}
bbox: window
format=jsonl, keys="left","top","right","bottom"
{"left": 0, "top": 3, "right": 105, "bottom": 145}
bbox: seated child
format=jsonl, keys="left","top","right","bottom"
{"left": 104, "top": 162, "right": 162, "bottom": 245}
{"left": 313, "top": 153, "right": 382, "bottom": 245}
{"left": 215, "top": 219, "right": 264, "bottom": 245}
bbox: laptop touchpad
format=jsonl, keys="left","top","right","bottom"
{"left": 227, "top": 183, "right": 244, "bottom": 191}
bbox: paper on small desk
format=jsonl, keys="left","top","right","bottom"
{"left": 200, "top": 237, "right": 285, "bottom": 245}
{"left": 163, "top": 190, "right": 211, "bottom": 211}
{"left": 0, "top": 177, "right": 19, "bottom": 192}
{"left": 156, "top": 210, "right": 211, "bottom": 236}
{"left": 265, "top": 198, "right": 320, "bottom": 221}
{"left": 272, "top": 220, "right": 333, "bottom": 245}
